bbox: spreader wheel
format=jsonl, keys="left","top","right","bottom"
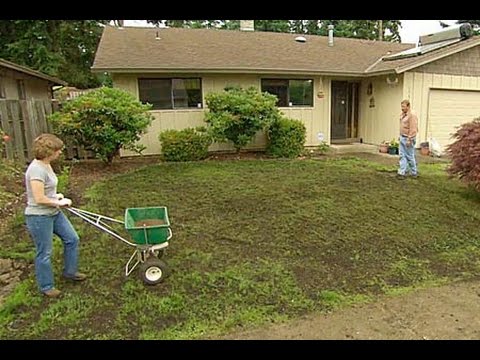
{"left": 139, "top": 258, "right": 169, "bottom": 285}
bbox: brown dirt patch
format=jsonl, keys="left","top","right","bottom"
{"left": 68, "top": 156, "right": 162, "bottom": 205}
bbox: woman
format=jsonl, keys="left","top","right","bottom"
{"left": 25, "top": 133, "right": 86, "bottom": 298}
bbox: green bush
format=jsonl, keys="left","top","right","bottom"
{"left": 159, "top": 127, "right": 212, "bottom": 162}
{"left": 49, "top": 87, "right": 153, "bottom": 164}
{"left": 317, "top": 141, "right": 330, "bottom": 155}
{"left": 205, "top": 87, "right": 281, "bottom": 152}
{"left": 266, "top": 117, "right": 306, "bottom": 158}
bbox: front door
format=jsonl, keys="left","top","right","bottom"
{"left": 331, "top": 81, "right": 359, "bottom": 142}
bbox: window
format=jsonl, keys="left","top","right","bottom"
{"left": 16, "top": 79, "right": 26, "bottom": 100}
{"left": 138, "top": 78, "right": 202, "bottom": 110}
{"left": 261, "top": 79, "right": 313, "bottom": 107}
{"left": 0, "top": 76, "right": 5, "bottom": 98}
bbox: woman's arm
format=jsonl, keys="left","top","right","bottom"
{"left": 30, "top": 180, "right": 60, "bottom": 207}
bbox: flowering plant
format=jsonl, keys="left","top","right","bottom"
{"left": 389, "top": 138, "right": 399, "bottom": 149}
{"left": 0, "top": 129, "right": 11, "bottom": 143}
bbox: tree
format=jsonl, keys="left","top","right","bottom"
{"left": 255, "top": 20, "right": 291, "bottom": 32}
{"left": 446, "top": 118, "right": 480, "bottom": 191}
{"left": 313, "top": 20, "right": 401, "bottom": 41}
{"left": 457, "top": 20, "right": 480, "bottom": 35}
{"left": 204, "top": 87, "right": 282, "bottom": 152}
{"left": 0, "top": 20, "right": 110, "bottom": 88}
{"left": 146, "top": 20, "right": 402, "bottom": 42}
{"left": 49, "top": 87, "right": 153, "bottom": 164}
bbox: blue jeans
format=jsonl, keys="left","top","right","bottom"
{"left": 25, "top": 211, "right": 80, "bottom": 292}
{"left": 398, "top": 136, "right": 417, "bottom": 176}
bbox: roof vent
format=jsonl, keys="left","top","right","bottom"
{"left": 295, "top": 36, "right": 306, "bottom": 43}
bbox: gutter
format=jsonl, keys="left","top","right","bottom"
{"left": 91, "top": 67, "right": 378, "bottom": 78}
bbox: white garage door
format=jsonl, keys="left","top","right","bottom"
{"left": 428, "top": 89, "right": 480, "bottom": 151}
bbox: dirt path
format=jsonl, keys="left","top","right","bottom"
{"left": 220, "top": 279, "right": 480, "bottom": 340}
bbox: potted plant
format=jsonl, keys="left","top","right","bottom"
{"left": 379, "top": 140, "right": 389, "bottom": 153}
{"left": 420, "top": 141, "right": 430, "bottom": 156}
{"left": 388, "top": 138, "right": 399, "bottom": 155}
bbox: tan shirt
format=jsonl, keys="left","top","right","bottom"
{"left": 400, "top": 110, "right": 418, "bottom": 139}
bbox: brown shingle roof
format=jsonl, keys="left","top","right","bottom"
{"left": 92, "top": 26, "right": 413, "bottom": 75}
{"left": 366, "top": 35, "right": 480, "bottom": 74}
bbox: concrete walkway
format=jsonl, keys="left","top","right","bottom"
{"left": 330, "top": 143, "right": 379, "bottom": 154}
{"left": 328, "top": 143, "right": 449, "bottom": 165}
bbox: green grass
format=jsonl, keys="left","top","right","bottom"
{"left": 2, "top": 156, "right": 480, "bottom": 339}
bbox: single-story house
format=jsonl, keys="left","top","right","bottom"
{"left": 0, "top": 58, "right": 67, "bottom": 161}
{"left": 92, "top": 22, "right": 480, "bottom": 156}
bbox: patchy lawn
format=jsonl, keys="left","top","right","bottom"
{"left": 1, "top": 155, "right": 480, "bottom": 339}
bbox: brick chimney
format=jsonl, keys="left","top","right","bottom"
{"left": 240, "top": 20, "right": 254, "bottom": 31}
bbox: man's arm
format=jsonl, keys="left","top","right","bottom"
{"left": 407, "top": 114, "right": 418, "bottom": 139}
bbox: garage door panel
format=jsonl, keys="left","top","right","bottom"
{"left": 428, "top": 89, "right": 480, "bottom": 150}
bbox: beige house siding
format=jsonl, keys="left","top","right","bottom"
{"left": 114, "top": 73, "right": 330, "bottom": 156}
{"left": 276, "top": 76, "right": 330, "bottom": 147}
{"left": 359, "top": 75, "right": 404, "bottom": 145}
{"left": 1, "top": 67, "right": 52, "bottom": 100}
{"left": 402, "top": 72, "right": 480, "bottom": 143}
{"left": 414, "top": 46, "right": 480, "bottom": 77}
{"left": 111, "top": 73, "right": 138, "bottom": 97}
{"left": 428, "top": 89, "right": 480, "bottom": 151}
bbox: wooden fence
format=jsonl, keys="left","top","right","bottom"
{"left": 0, "top": 99, "right": 95, "bottom": 163}
{"left": 0, "top": 99, "right": 52, "bottom": 163}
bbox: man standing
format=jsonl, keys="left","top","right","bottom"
{"left": 397, "top": 100, "right": 418, "bottom": 179}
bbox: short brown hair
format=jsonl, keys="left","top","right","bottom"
{"left": 401, "top": 99, "right": 411, "bottom": 107}
{"left": 33, "top": 133, "right": 64, "bottom": 160}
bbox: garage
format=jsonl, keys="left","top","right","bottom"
{"left": 427, "top": 89, "right": 480, "bottom": 151}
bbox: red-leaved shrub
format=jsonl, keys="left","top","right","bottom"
{"left": 446, "top": 117, "right": 480, "bottom": 191}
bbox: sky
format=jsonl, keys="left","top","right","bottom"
{"left": 123, "top": 20, "right": 459, "bottom": 44}
{"left": 399, "top": 20, "right": 458, "bottom": 44}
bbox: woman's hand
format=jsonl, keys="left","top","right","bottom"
{"left": 57, "top": 198, "right": 72, "bottom": 207}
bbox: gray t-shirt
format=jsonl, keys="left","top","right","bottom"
{"left": 25, "top": 159, "right": 59, "bottom": 216}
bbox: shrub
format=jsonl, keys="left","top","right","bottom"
{"left": 205, "top": 87, "right": 281, "bottom": 152}
{"left": 266, "top": 117, "right": 306, "bottom": 158}
{"left": 317, "top": 141, "right": 330, "bottom": 155}
{"left": 446, "top": 118, "right": 480, "bottom": 191}
{"left": 159, "top": 127, "right": 212, "bottom": 162}
{"left": 49, "top": 87, "right": 153, "bottom": 164}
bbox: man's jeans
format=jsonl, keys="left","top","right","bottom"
{"left": 398, "top": 136, "right": 417, "bottom": 176}
{"left": 25, "top": 211, "right": 79, "bottom": 292}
